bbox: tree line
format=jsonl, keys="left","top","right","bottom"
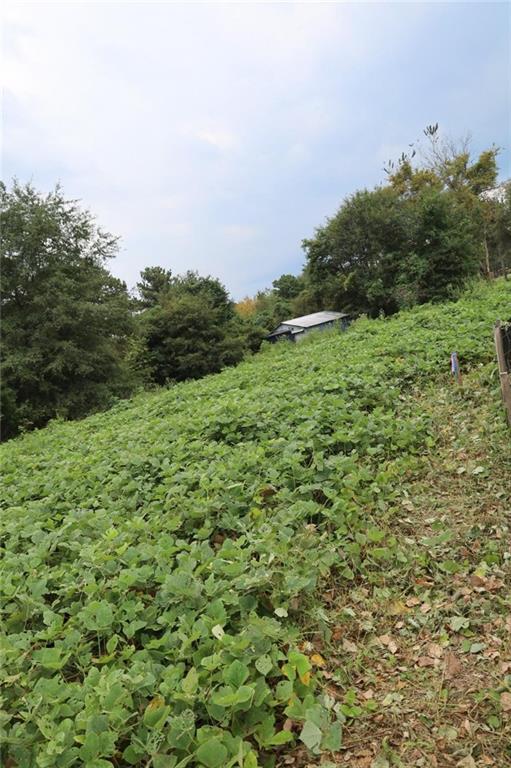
{"left": 0, "top": 181, "right": 263, "bottom": 439}
{"left": 1, "top": 127, "right": 510, "bottom": 439}
{"left": 237, "top": 126, "right": 510, "bottom": 330}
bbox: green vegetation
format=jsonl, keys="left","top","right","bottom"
{"left": 238, "top": 128, "right": 511, "bottom": 330}
{"left": 0, "top": 185, "right": 252, "bottom": 440}
{"left": 3, "top": 127, "right": 510, "bottom": 441}
{"left": 133, "top": 271, "right": 247, "bottom": 386}
{"left": 1, "top": 279, "right": 510, "bottom": 767}
{"left": 0, "top": 181, "right": 135, "bottom": 440}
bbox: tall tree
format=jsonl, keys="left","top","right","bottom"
{"left": 136, "top": 266, "right": 173, "bottom": 308}
{"left": 1, "top": 181, "right": 135, "bottom": 439}
{"left": 169, "top": 271, "right": 235, "bottom": 320}
{"left": 272, "top": 273, "right": 305, "bottom": 300}
{"left": 137, "top": 294, "right": 245, "bottom": 384}
{"left": 303, "top": 129, "right": 503, "bottom": 315}
{"left": 134, "top": 268, "right": 246, "bottom": 384}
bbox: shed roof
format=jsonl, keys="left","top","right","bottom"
{"left": 281, "top": 310, "right": 349, "bottom": 329}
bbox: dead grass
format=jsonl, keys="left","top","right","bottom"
{"left": 283, "top": 373, "right": 511, "bottom": 768}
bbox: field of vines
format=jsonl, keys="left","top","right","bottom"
{"left": 1, "top": 280, "right": 510, "bottom": 768}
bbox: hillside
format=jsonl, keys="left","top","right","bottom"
{"left": 1, "top": 280, "right": 510, "bottom": 768}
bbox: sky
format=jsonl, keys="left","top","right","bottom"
{"left": 2, "top": 2, "right": 510, "bottom": 299}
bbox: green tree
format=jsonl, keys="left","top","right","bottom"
{"left": 411, "top": 189, "right": 480, "bottom": 303}
{"left": 303, "top": 186, "right": 414, "bottom": 315}
{"left": 138, "top": 294, "right": 245, "bottom": 384}
{"left": 272, "top": 273, "right": 305, "bottom": 300}
{"left": 303, "top": 129, "right": 501, "bottom": 315}
{"left": 1, "top": 181, "right": 135, "bottom": 439}
{"left": 136, "top": 266, "right": 173, "bottom": 308}
{"left": 483, "top": 184, "right": 511, "bottom": 273}
{"left": 170, "top": 271, "right": 235, "bottom": 320}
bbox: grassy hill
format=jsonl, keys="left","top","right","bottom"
{"left": 1, "top": 279, "right": 510, "bottom": 768}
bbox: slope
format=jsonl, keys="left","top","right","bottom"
{"left": 1, "top": 280, "right": 510, "bottom": 768}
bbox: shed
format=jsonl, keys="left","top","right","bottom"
{"left": 266, "top": 310, "right": 351, "bottom": 343}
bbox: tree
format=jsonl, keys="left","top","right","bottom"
{"left": 272, "top": 273, "right": 305, "bottom": 299}
{"left": 235, "top": 296, "right": 258, "bottom": 318}
{"left": 169, "top": 271, "right": 235, "bottom": 320}
{"left": 411, "top": 188, "right": 480, "bottom": 302}
{"left": 133, "top": 267, "right": 247, "bottom": 383}
{"left": 137, "top": 294, "right": 244, "bottom": 384}
{"left": 1, "top": 181, "right": 135, "bottom": 439}
{"left": 483, "top": 183, "right": 511, "bottom": 273}
{"left": 136, "top": 266, "right": 173, "bottom": 308}
{"left": 303, "top": 186, "right": 414, "bottom": 315}
{"left": 303, "top": 128, "right": 502, "bottom": 315}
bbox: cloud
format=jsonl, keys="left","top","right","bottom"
{"left": 2, "top": 1, "right": 509, "bottom": 298}
{"left": 192, "top": 129, "right": 238, "bottom": 152}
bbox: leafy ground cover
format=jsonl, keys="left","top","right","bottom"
{"left": 1, "top": 279, "right": 510, "bottom": 768}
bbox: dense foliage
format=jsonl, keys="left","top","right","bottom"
{"left": 1, "top": 279, "right": 509, "bottom": 768}
{"left": 133, "top": 271, "right": 248, "bottom": 385}
{"left": 301, "top": 131, "right": 504, "bottom": 316}
{"left": 136, "top": 267, "right": 174, "bottom": 309}
{"left": 237, "top": 129, "right": 510, "bottom": 329}
{"left": 3, "top": 128, "right": 509, "bottom": 440}
{"left": 303, "top": 185, "right": 481, "bottom": 315}
{"left": 0, "top": 181, "right": 255, "bottom": 440}
{"left": 0, "top": 182, "right": 135, "bottom": 440}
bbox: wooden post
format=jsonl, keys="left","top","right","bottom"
{"left": 483, "top": 236, "right": 492, "bottom": 278}
{"left": 494, "top": 321, "right": 511, "bottom": 427}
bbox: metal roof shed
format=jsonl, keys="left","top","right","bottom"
{"left": 266, "top": 310, "right": 350, "bottom": 343}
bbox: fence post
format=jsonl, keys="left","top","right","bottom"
{"left": 494, "top": 321, "right": 511, "bottom": 427}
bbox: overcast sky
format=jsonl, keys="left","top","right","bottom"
{"left": 3, "top": 2, "right": 510, "bottom": 299}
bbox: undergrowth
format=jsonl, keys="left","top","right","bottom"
{"left": 1, "top": 279, "right": 510, "bottom": 768}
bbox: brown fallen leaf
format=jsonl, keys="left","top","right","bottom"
{"left": 342, "top": 639, "right": 358, "bottom": 653}
{"left": 420, "top": 602, "right": 432, "bottom": 614}
{"left": 470, "top": 573, "right": 486, "bottom": 588}
{"left": 487, "top": 577, "right": 504, "bottom": 591}
{"left": 406, "top": 596, "right": 421, "bottom": 607}
{"left": 417, "top": 656, "right": 435, "bottom": 667}
{"left": 457, "top": 757, "right": 476, "bottom": 768}
{"left": 427, "top": 642, "right": 444, "bottom": 659}
{"left": 501, "top": 692, "right": 511, "bottom": 712}
{"left": 444, "top": 651, "right": 462, "bottom": 680}
{"left": 387, "top": 639, "right": 398, "bottom": 654}
{"left": 462, "top": 718, "right": 472, "bottom": 735}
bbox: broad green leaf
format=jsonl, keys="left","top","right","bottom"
{"left": 265, "top": 730, "right": 294, "bottom": 746}
{"left": 450, "top": 616, "right": 470, "bottom": 632}
{"left": 182, "top": 667, "right": 199, "bottom": 696}
{"left": 223, "top": 659, "right": 249, "bottom": 687}
{"left": 143, "top": 697, "right": 170, "bottom": 729}
{"left": 299, "top": 720, "right": 322, "bottom": 753}
{"left": 255, "top": 655, "right": 272, "bottom": 676}
{"left": 196, "top": 738, "right": 228, "bottom": 768}
{"left": 33, "top": 647, "right": 69, "bottom": 670}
